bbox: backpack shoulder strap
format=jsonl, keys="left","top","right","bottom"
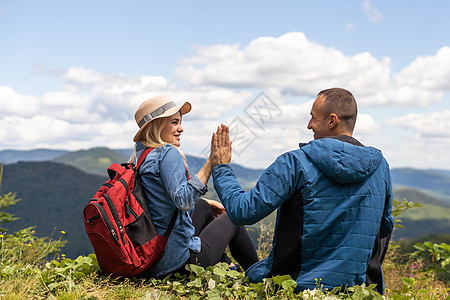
{"left": 136, "top": 148, "right": 154, "bottom": 170}
{"left": 164, "top": 209, "right": 179, "bottom": 237}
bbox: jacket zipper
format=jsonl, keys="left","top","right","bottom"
{"left": 92, "top": 202, "right": 119, "bottom": 243}
{"left": 104, "top": 194, "right": 126, "bottom": 245}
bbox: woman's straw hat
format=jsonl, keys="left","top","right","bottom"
{"left": 133, "top": 94, "right": 191, "bottom": 142}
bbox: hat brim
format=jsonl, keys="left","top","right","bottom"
{"left": 133, "top": 101, "right": 191, "bottom": 142}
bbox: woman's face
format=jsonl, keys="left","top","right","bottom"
{"left": 160, "top": 111, "right": 183, "bottom": 146}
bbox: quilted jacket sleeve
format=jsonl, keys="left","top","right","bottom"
{"left": 212, "top": 152, "right": 302, "bottom": 225}
{"left": 380, "top": 161, "right": 394, "bottom": 238}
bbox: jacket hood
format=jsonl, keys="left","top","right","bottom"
{"left": 300, "top": 137, "right": 383, "bottom": 184}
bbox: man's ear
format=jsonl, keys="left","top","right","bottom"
{"left": 328, "top": 113, "right": 339, "bottom": 129}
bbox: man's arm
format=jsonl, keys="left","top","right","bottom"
{"left": 210, "top": 124, "right": 302, "bottom": 225}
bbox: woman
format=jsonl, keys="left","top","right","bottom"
{"left": 132, "top": 94, "right": 258, "bottom": 277}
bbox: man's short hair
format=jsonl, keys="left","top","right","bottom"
{"left": 317, "top": 88, "right": 358, "bottom": 133}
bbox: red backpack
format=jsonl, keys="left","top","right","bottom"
{"left": 83, "top": 148, "right": 178, "bottom": 277}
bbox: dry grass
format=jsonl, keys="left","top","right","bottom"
{"left": 383, "top": 246, "right": 450, "bottom": 299}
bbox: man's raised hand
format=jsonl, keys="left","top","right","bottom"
{"left": 210, "top": 124, "right": 232, "bottom": 166}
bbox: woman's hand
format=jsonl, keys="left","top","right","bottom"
{"left": 203, "top": 198, "right": 226, "bottom": 217}
{"left": 210, "top": 124, "right": 232, "bottom": 166}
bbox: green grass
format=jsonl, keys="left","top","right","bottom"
{"left": 401, "top": 204, "right": 450, "bottom": 221}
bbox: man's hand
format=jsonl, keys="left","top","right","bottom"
{"left": 203, "top": 198, "right": 226, "bottom": 217}
{"left": 210, "top": 124, "right": 232, "bottom": 166}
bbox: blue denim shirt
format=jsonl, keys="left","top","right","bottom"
{"left": 136, "top": 142, "right": 207, "bottom": 276}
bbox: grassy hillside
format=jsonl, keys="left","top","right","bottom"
{"left": 391, "top": 168, "right": 450, "bottom": 196}
{"left": 399, "top": 204, "right": 450, "bottom": 221}
{"left": 53, "top": 147, "right": 130, "bottom": 177}
{"left": 392, "top": 186, "right": 450, "bottom": 240}
{"left": 394, "top": 185, "right": 450, "bottom": 209}
{"left": 1, "top": 161, "right": 106, "bottom": 257}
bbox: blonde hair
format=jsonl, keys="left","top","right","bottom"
{"left": 132, "top": 114, "right": 187, "bottom": 165}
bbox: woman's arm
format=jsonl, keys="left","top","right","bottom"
{"left": 160, "top": 147, "right": 207, "bottom": 211}
{"left": 196, "top": 158, "right": 212, "bottom": 186}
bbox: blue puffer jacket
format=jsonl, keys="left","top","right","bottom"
{"left": 212, "top": 137, "right": 394, "bottom": 291}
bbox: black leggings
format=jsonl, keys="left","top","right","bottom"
{"left": 167, "top": 199, "right": 258, "bottom": 276}
{"left": 190, "top": 198, "right": 258, "bottom": 271}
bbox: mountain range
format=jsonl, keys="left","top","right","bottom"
{"left": 1, "top": 148, "right": 449, "bottom": 258}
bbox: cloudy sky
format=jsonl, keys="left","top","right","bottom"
{"left": 1, "top": 1, "right": 450, "bottom": 170}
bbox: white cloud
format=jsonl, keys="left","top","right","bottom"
{"left": 65, "top": 67, "right": 106, "bottom": 85}
{"left": 388, "top": 110, "right": 450, "bottom": 138}
{"left": 0, "top": 68, "right": 258, "bottom": 153}
{"left": 0, "top": 86, "right": 40, "bottom": 117}
{"left": 164, "top": 88, "right": 253, "bottom": 120}
{"left": 380, "top": 136, "right": 450, "bottom": 170}
{"left": 362, "top": 0, "right": 383, "bottom": 23}
{"left": 176, "top": 33, "right": 450, "bottom": 108}
{"left": 41, "top": 91, "right": 91, "bottom": 108}
{"left": 357, "top": 86, "right": 443, "bottom": 107}
{"left": 393, "top": 47, "right": 450, "bottom": 90}
{"left": 355, "top": 113, "right": 381, "bottom": 135}
{"left": 176, "top": 32, "right": 393, "bottom": 104}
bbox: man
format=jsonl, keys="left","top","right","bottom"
{"left": 210, "top": 88, "right": 394, "bottom": 293}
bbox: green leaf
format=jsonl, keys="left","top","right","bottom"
{"left": 212, "top": 266, "right": 226, "bottom": 277}
{"left": 73, "top": 271, "right": 86, "bottom": 279}
{"left": 226, "top": 270, "right": 241, "bottom": 279}
{"left": 187, "top": 277, "right": 203, "bottom": 288}
{"left": 207, "top": 288, "right": 222, "bottom": 300}
{"left": 330, "top": 286, "right": 342, "bottom": 294}
{"left": 281, "top": 279, "right": 297, "bottom": 290}
{"left": 401, "top": 277, "right": 415, "bottom": 287}
{"left": 88, "top": 253, "right": 99, "bottom": 265}
{"left": 186, "top": 264, "right": 205, "bottom": 276}
{"left": 272, "top": 275, "right": 292, "bottom": 286}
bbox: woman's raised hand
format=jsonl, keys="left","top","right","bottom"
{"left": 210, "top": 124, "right": 232, "bottom": 166}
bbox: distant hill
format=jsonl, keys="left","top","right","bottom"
{"left": 0, "top": 149, "right": 68, "bottom": 164}
{"left": 391, "top": 168, "right": 450, "bottom": 196}
{"left": 431, "top": 169, "right": 450, "bottom": 178}
{"left": 51, "top": 147, "right": 264, "bottom": 187}
{"left": 1, "top": 161, "right": 105, "bottom": 258}
{"left": 52, "top": 147, "right": 130, "bottom": 177}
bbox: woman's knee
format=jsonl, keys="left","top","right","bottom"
{"left": 194, "top": 198, "right": 211, "bottom": 212}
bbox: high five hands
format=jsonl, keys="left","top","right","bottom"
{"left": 210, "top": 124, "right": 232, "bottom": 167}
{"left": 202, "top": 124, "right": 231, "bottom": 217}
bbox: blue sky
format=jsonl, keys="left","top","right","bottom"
{"left": 1, "top": 1, "right": 450, "bottom": 170}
